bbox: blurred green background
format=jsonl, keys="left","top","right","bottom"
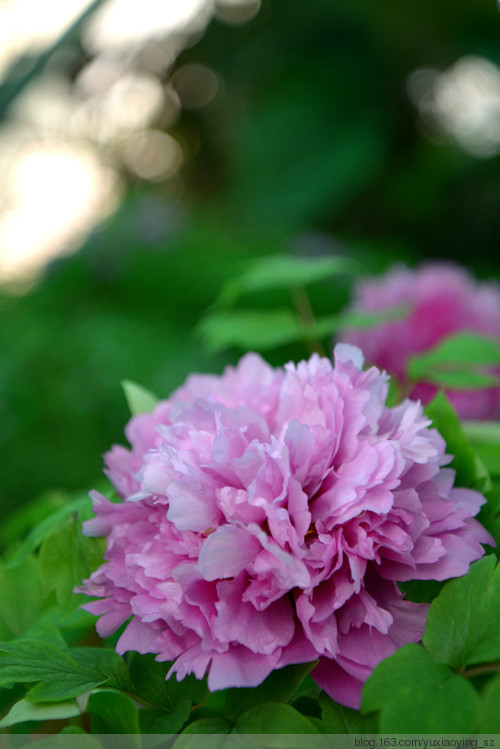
{"left": 2, "top": 0, "right": 500, "bottom": 524}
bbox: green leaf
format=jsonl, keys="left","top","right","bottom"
{"left": 0, "top": 639, "right": 119, "bottom": 701}
{"left": 224, "top": 661, "right": 317, "bottom": 721}
{"left": 0, "top": 697, "right": 80, "bottom": 727}
{"left": 361, "top": 643, "right": 480, "bottom": 732}
{"left": 5, "top": 492, "right": 91, "bottom": 569}
{"left": 463, "top": 421, "right": 500, "bottom": 479}
{"left": 38, "top": 515, "right": 105, "bottom": 613}
{"left": 128, "top": 652, "right": 208, "bottom": 709}
{"left": 479, "top": 673, "right": 500, "bottom": 732}
{"left": 216, "top": 254, "right": 354, "bottom": 307}
{"left": 181, "top": 717, "right": 232, "bottom": 733}
{"left": 122, "top": 380, "right": 159, "bottom": 416}
{"left": 318, "top": 691, "right": 378, "bottom": 734}
{"left": 235, "top": 702, "right": 320, "bottom": 734}
{"left": 423, "top": 555, "right": 500, "bottom": 669}
{"left": 408, "top": 332, "right": 500, "bottom": 390}
{"left": 87, "top": 690, "right": 140, "bottom": 735}
{"left": 139, "top": 699, "right": 192, "bottom": 734}
{"left": 425, "top": 391, "right": 489, "bottom": 489}
{"left": 0, "top": 556, "right": 44, "bottom": 637}
{"left": 198, "top": 309, "right": 303, "bottom": 353}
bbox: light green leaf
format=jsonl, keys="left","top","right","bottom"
{"left": 224, "top": 661, "right": 317, "bottom": 721}
{"left": 463, "top": 421, "right": 500, "bottom": 479}
{"left": 216, "top": 255, "right": 355, "bottom": 307}
{"left": 38, "top": 516, "right": 105, "bottom": 613}
{"left": 122, "top": 380, "right": 159, "bottom": 416}
{"left": 198, "top": 309, "right": 303, "bottom": 353}
{"left": 0, "top": 697, "right": 80, "bottom": 727}
{"left": 361, "top": 643, "right": 480, "bottom": 732}
{"left": 408, "top": 332, "right": 500, "bottom": 390}
{"left": 423, "top": 555, "right": 500, "bottom": 669}
{"left": 234, "top": 702, "right": 320, "bottom": 734}
{"left": 0, "top": 639, "right": 119, "bottom": 701}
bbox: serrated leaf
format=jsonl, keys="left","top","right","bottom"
{"left": 425, "top": 391, "right": 488, "bottom": 489}
{"left": 0, "top": 696, "right": 80, "bottom": 727}
{"left": 88, "top": 690, "right": 140, "bottom": 736}
{"left": 224, "top": 661, "right": 317, "bottom": 721}
{"left": 0, "top": 639, "right": 119, "bottom": 702}
{"left": 38, "top": 516, "right": 105, "bottom": 613}
{"left": 408, "top": 332, "right": 500, "bottom": 389}
{"left": 423, "top": 555, "right": 500, "bottom": 669}
{"left": 318, "top": 691, "right": 378, "bottom": 734}
{"left": 139, "top": 699, "right": 192, "bottom": 734}
{"left": 122, "top": 380, "right": 159, "bottom": 416}
{"left": 361, "top": 643, "right": 480, "bottom": 732}
{"left": 234, "top": 702, "right": 320, "bottom": 734}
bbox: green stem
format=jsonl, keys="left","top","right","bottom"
{"left": 461, "top": 662, "right": 500, "bottom": 679}
{"left": 290, "top": 286, "right": 326, "bottom": 357}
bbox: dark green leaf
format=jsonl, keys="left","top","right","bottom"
{"left": 88, "top": 690, "right": 140, "bottom": 734}
{"left": 0, "top": 697, "right": 80, "bottom": 728}
{"left": 224, "top": 661, "right": 317, "bottom": 721}
{"left": 139, "top": 699, "right": 192, "bottom": 734}
{"left": 408, "top": 332, "right": 500, "bottom": 390}
{"left": 319, "top": 691, "right": 378, "bottom": 734}
{"left": 122, "top": 379, "right": 159, "bottom": 416}
{"left": 479, "top": 673, "right": 500, "bottom": 732}
{"left": 234, "top": 702, "right": 320, "bottom": 734}
{"left": 423, "top": 555, "right": 500, "bottom": 669}
{"left": 361, "top": 643, "right": 480, "bottom": 732}
{"left": 425, "top": 391, "right": 489, "bottom": 490}
{"left": 128, "top": 652, "right": 208, "bottom": 709}
{"left": 181, "top": 717, "right": 232, "bottom": 733}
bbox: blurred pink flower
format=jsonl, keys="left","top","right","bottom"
{"left": 341, "top": 262, "right": 500, "bottom": 419}
{"left": 80, "top": 345, "right": 492, "bottom": 708}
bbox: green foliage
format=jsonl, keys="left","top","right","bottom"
{"left": 122, "top": 380, "right": 159, "bottom": 416}
{"left": 234, "top": 703, "right": 320, "bottom": 734}
{"left": 224, "top": 662, "right": 317, "bottom": 720}
{"left": 0, "top": 640, "right": 127, "bottom": 701}
{"left": 423, "top": 555, "right": 500, "bottom": 669}
{"left": 425, "top": 391, "right": 490, "bottom": 490}
{"left": 214, "top": 255, "right": 355, "bottom": 307}
{"left": 408, "top": 332, "right": 500, "bottom": 389}
{"left": 0, "top": 698, "right": 80, "bottom": 728}
{"left": 361, "top": 644, "right": 480, "bottom": 733}
{"left": 38, "top": 515, "right": 105, "bottom": 613}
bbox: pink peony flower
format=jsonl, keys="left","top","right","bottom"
{"left": 80, "top": 344, "right": 492, "bottom": 709}
{"left": 340, "top": 262, "right": 500, "bottom": 419}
